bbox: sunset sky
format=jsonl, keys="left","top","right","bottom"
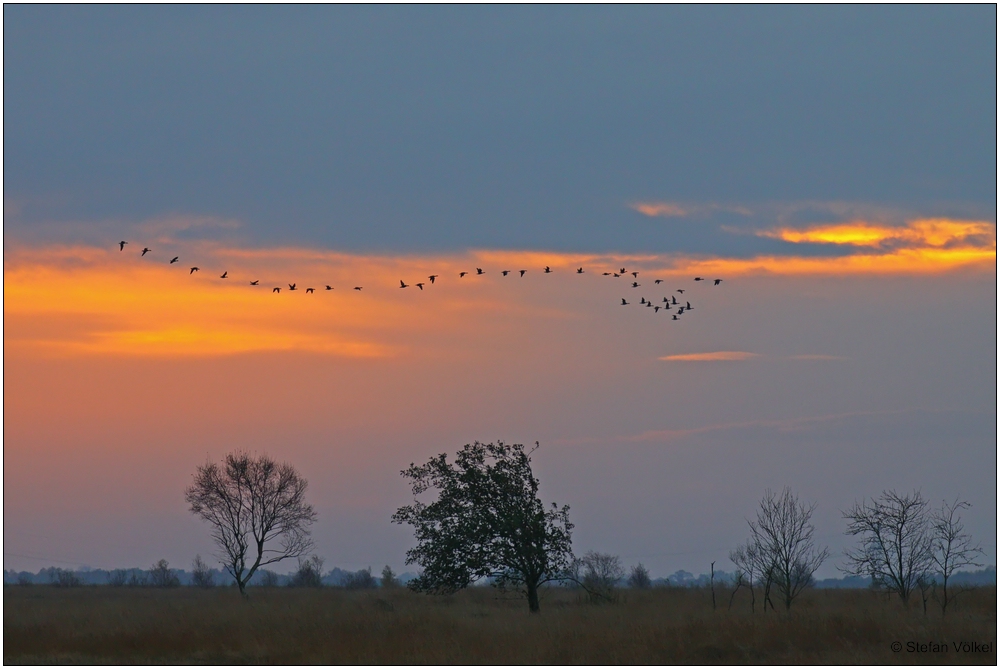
{"left": 4, "top": 6, "right": 996, "bottom": 578}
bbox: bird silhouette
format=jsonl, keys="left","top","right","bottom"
{"left": 613, "top": 273, "right": 620, "bottom": 278}
{"left": 170, "top": 256, "right": 179, "bottom": 264}
{"left": 676, "top": 289, "right": 685, "bottom": 294}
{"left": 220, "top": 271, "right": 228, "bottom": 279}
{"left": 502, "top": 270, "right": 510, "bottom": 276}
{"left": 577, "top": 267, "right": 584, "bottom": 274}
{"left": 119, "top": 241, "right": 128, "bottom": 251}
{"left": 325, "top": 285, "right": 333, "bottom": 290}
{"left": 646, "top": 301, "right": 653, "bottom": 308}
{"left": 476, "top": 268, "right": 484, "bottom": 275}
{"left": 714, "top": 279, "right": 723, "bottom": 285}
{"left": 519, "top": 270, "right": 526, "bottom": 277}
{"left": 544, "top": 266, "right": 552, "bottom": 273}
{"left": 459, "top": 271, "right": 468, "bottom": 278}
{"left": 678, "top": 307, "right": 685, "bottom": 314}
{"left": 190, "top": 267, "right": 199, "bottom": 274}
{"left": 429, "top": 275, "right": 438, "bottom": 284}
{"left": 694, "top": 277, "right": 704, "bottom": 281}
{"left": 672, "top": 315, "right": 679, "bottom": 320}
{"left": 400, "top": 280, "right": 409, "bottom": 288}
{"left": 602, "top": 272, "right": 612, "bottom": 276}
{"left": 289, "top": 283, "right": 297, "bottom": 290}
{"left": 686, "top": 301, "right": 692, "bottom": 309}
{"left": 250, "top": 280, "right": 259, "bottom": 285}
{"left": 141, "top": 247, "right": 151, "bottom": 256}
{"left": 632, "top": 281, "right": 640, "bottom": 288}
{"left": 306, "top": 287, "right": 315, "bottom": 293}
{"left": 273, "top": 287, "right": 280, "bottom": 293}
{"left": 620, "top": 267, "right": 626, "bottom": 274}
{"left": 632, "top": 271, "right": 638, "bottom": 278}
{"left": 621, "top": 298, "right": 629, "bottom": 305}
{"left": 640, "top": 297, "right": 646, "bottom": 304}
{"left": 672, "top": 296, "right": 678, "bottom": 304}
{"left": 415, "top": 282, "right": 425, "bottom": 290}
{"left": 654, "top": 279, "right": 663, "bottom": 284}
{"left": 354, "top": 286, "right": 362, "bottom": 291}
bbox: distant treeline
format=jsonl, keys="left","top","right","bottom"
{"left": 5, "top": 564, "right": 995, "bottom": 589}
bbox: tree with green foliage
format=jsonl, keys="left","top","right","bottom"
{"left": 392, "top": 441, "right": 574, "bottom": 613}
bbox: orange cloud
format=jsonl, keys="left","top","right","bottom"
{"left": 631, "top": 202, "right": 689, "bottom": 217}
{"left": 759, "top": 218, "right": 996, "bottom": 249}
{"left": 659, "top": 351, "right": 759, "bottom": 362}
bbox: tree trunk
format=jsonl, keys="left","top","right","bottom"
{"left": 527, "top": 582, "right": 540, "bottom": 613}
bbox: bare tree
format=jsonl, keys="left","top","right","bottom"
{"left": 579, "top": 551, "right": 624, "bottom": 603}
{"left": 842, "top": 489, "right": 933, "bottom": 604}
{"left": 930, "top": 498, "right": 984, "bottom": 614}
{"left": 627, "top": 563, "right": 651, "bottom": 589}
{"left": 747, "top": 488, "right": 829, "bottom": 612}
{"left": 185, "top": 451, "right": 317, "bottom": 596}
{"left": 108, "top": 569, "right": 129, "bottom": 587}
{"left": 191, "top": 555, "right": 215, "bottom": 588}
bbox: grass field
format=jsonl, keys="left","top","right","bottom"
{"left": 4, "top": 585, "right": 996, "bottom": 664}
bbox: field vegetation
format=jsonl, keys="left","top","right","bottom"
{"left": 5, "top": 584, "right": 995, "bottom": 664}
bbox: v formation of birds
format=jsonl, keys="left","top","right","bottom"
{"left": 117, "top": 241, "right": 724, "bottom": 320}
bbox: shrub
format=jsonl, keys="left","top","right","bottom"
{"left": 191, "top": 555, "right": 215, "bottom": 588}
{"left": 343, "top": 567, "right": 378, "bottom": 590}
{"left": 148, "top": 559, "right": 181, "bottom": 588}
{"left": 289, "top": 556, "right": 324, "bottom": 588}
{"left": 628, "top": 563, "right": 652, "bottom": 589}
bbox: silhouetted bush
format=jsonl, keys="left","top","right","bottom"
{"left": 628, "top": 563, "right": 652, "bottom": 589}
{"left": 49, "top": 568, "right": 82, "bottom": 588}
{"left": 148, "top": 560, "right": 181, "bottom": 588}
{"left": 289, "top": 556, "right": 324, "bottom": 588}
{"left": 343, "top": 567, "right": 378, "bottom": 590}
{"left": 108, "top": 569, "right": 129, "bottom": 587}
{"left": 380, "top": 565, "right": 399, "bottom": 588}
{"left": 580, "top": 552, "right": 624, "bottom": 603}
{"left": 191, "top": 555, "right": 215, "bottom": 588}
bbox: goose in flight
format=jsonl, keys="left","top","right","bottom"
{"left": 289, "top": 283, "right": 297, "bottom": 290}
{"left": 544, "top": 266, "right": 552, "bottom": 273}
{"left": 502, "top": 270, "right": 510, "bottom": 276}
{"left": 119, "top": 241, "right": 128, "bottom": 251}
{"left": 621, "top": 298, "right": 629, "bottom": 305}
{"left": 672, "top": 314, "right": 679, "bottom": 320}
{"left": 654, "top": 306, "right": 661, "bottom": 313}
{"left": 620, "top": 267, "right": 626, "bottom": 274}
{"left": 694, "top": 277, "right": 704, "bottom": 281}
{"left": 577, "top": 267, "right": 584, "bottom": 274}
{"left": 305, "top": 287, "right": 315, "bottom": 293}
{"left": 686, "top": 301, "right": 692, "bottom": 309}
{"left": 676, "top": 289, "right": 685, "bottom": 294}
{"left": 672, "top": 296, "right": 678, "bottom": 305}
{"left": 170, "top": 257, "right": 179, "bottom": 264}
{"left": 632, "top": 271, "right": 638, "bottom": 278}
{"left": 415, "top": 282, "right": 425, "bottom": 290}
{"left": 190, "top": 267, "right": 199, "bottom": 274}
{"left": 459, "top": 271, "right": 468, "bottom": 278}
{"left": 613, "top": 273, "right": 620, "bottom": 277}
{"left": 354, "top": 286, "right": 362, "bottom": 291}
{"left": 429, "top": 275, "right": 438, "bottom": 284}
{"left": 325, "top": 285, "right": 333, "bottom": 290}
{"left": 714, "top": 279, "right": 723, "bottom": 285}
{"left": 399, "top": 280, "right": 409, "bottom": 288}
{"left": 632, "top": 281, "right": 640, "bottom": 288}
{"left": 640, "top": 297, "right": 646, "bottom": 304}
{"left": 220, "top": 271, "right": 228, "bottom": 279}
{"left": 250, "top": 280, "right": 259, "bottom": 285}
{"left": 519, "top": 270, "right": 527, "bottom": 277}
{"left": 654, "top": 279, "right": 663, "bottom": 284}
{"left": 141, "top": 247, "right": 151, "bottom": 256}
{"left": 602, "top": 272, "right": 612, "bottom": 276}
{"left": 476, "top": 268, "right": 484, "bottom": 275}
{"left": 273, "top": 287, "right": 281, "bottom": 293}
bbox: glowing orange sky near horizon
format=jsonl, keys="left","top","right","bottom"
{"left": 4, "top": 217, "right": 994, "bottom": 358}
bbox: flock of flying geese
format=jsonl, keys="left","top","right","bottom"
{"left": 118, "top": 240, "right": 723, "bottom": 320}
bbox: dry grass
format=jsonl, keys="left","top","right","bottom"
{"left": 4, "top": 585, "right": 996, "bottom": 664}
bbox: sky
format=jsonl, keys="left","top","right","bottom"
{"left": 4, "top": 5, "right": 996, "bottom": 579}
